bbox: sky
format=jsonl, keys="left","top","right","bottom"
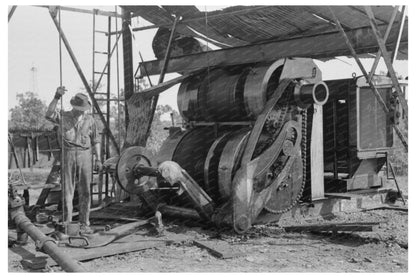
{"left": 8, "top": 5, "right": 408, "bottom": 115}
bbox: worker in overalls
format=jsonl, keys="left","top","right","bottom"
{"left": 46, "top": 86, "right": 101, "bottom": 234}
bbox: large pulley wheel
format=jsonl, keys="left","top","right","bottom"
{"left": 116, "top": 146, "right": 157, "bottom": 194}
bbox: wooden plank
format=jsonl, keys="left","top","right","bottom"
{"left": 47, "top": 240, "right": 166, "bottom": 266}
{"left": 193, "top": 240, "right": 244, "bottom": 259}
{"left": 283, "top": 222, "right": 379, "bottom": 233}
{"left": 324, "top": 193, "right": 353, "bottom": 200}
{"left": 311, "top": 104, "right": 325, "bottom": 200}
{"left": 361, "top": 205, "right": 407, "bottom": 212}
{"left": 130, "top": 74, "right": 189, "bottom": 103}
{"left": 89, "top": 211, "right": 140, "bottom": 222}
{"left": 138, "top": 22, "right": 407, "bottom": 76}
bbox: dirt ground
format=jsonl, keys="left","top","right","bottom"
{"left": 8, "top": 169, "right": 408, "bottom": 272}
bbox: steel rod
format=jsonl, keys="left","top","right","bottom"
{"left": 105, "top": 16, "right": 112, "bottom": 197}
{"left": 49, "top": 7, "right": 120, "bottom": 154}
{"left": 115, "top": 5, "right": 122, "bottom": 149}
{"left": 57, "top": 7, "right": 67, "bottom": 234}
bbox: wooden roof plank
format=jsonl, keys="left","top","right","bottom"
{"left": 138, "top": 22, "right": 407, "bottom": 76}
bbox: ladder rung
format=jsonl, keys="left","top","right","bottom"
{"left": 94, "top": 30, "right": 108, "bottom": 34}
{"left": 94, "top": 51, "right": 109, "bottom": 55}
{"left": 94, "top": 71, "right": 108, "bottom": 75}
{"left": 94, "top": 92, "right": 108, "bottom": 95}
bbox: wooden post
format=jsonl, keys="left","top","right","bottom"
{"left": 144, "top": 16, "right": 180, "bottom": 142}
{"left": 310, "top": 104, "right": 325, "bottom": 200}
{"left": 121, "top": 8, "right": 134, "bottom": 101}
{"left": 8, "top": 6, "right": 17, "bottom": 22}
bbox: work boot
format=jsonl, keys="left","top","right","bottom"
{"left": 79, "top": 224, "right": 94, "bottom": 235}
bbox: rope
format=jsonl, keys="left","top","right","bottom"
{"left": 58, "top": 7, "right": 66, "bottom": 233}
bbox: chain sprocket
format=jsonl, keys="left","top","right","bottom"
{"left": 264, "top": 108, "right": 307, "bottom": 214}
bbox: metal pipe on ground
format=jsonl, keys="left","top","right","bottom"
{"left": 11, "top": 209, "right": 85, "bottom": 272}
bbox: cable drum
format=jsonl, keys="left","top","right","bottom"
{"left": 177, "top": 74, "right": 205, "bottom": 121}
{"left": 243, "top": 60, "right": 284, "bottom": 118}
{"left": 177, "top": 62, "right": 285, "bottom": 122}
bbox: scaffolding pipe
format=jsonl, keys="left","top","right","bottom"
{"left": 10, "top": 209, "right": 85, "bottom": 272}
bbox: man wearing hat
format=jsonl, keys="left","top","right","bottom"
{"left": 46, "top": 86, "right": 102, "bottom": 234}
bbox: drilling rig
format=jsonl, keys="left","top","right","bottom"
{"left": 115, "top": 58, "right": 332, "bottom": 233}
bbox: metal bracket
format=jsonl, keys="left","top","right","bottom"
{"left": 35, "top": 237, "right": 57, "bottom": 252}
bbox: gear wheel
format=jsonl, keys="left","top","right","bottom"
{"left": 265, "top": 109, "right": 283, "bottom": 135}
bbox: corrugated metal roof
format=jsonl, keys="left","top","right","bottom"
{"left": 122, "top": 5, "right": 407, "bottom": 60}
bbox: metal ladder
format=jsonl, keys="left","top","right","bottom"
{"left": 90, "top": 11, "right": 112, "bottom": 206}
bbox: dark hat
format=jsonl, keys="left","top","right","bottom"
{"left": 70, "top": 93, "right": 91, "bottom": 111}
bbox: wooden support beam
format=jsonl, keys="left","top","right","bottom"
{"left": 329, "top": 8, "right": 408, "bottom": 151}
{"left": 144, "top": 16, "right": 180, "bottom": 142}
{"left": 311, "top": 104, "right": 325, "bottom": 201}
{"left": 49, "top": 7, "right": 120, "bottom": 155}
{"left": 364, "top": 6, "right": 408, "bottom": 118}
{"left": 129, "top": 74, "right": 189, "bottom": 103}
{"left": 138, "top": 23, "right": 407, "bottom": 77}
{"left": 8, "top": 6, "right": 17, "bottom": 22}
{"left": 368, "top": 5, "right": 399, "bottom": 81}
{"left": 391, "top": 6, "right": 407, "bottom": 65}
{"left": 37, "top": 5, "right": 123, "bottom": 18}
